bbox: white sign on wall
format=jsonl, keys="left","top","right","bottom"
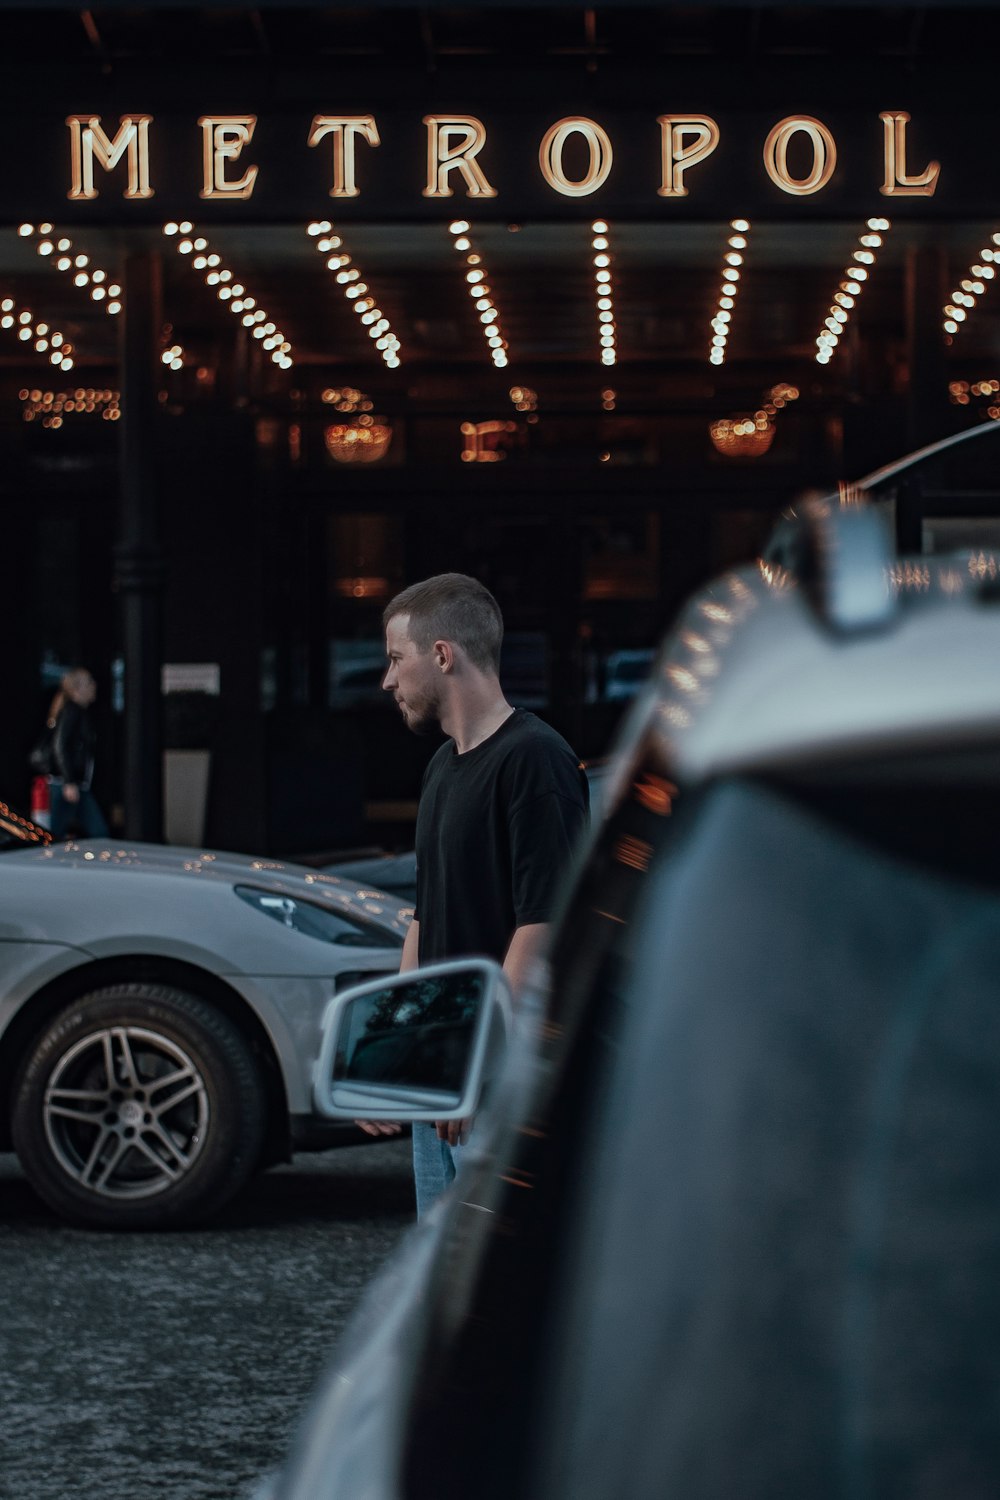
{"left": 162, "top": 663, "right": 221, "bottom": 695}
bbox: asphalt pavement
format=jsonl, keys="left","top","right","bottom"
{"left": 0, "top": 1139, "right": 415, "bottom": 1500}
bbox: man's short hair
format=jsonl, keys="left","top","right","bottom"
{"left": 384, "top": 573, "right": 503, "bottom": 674}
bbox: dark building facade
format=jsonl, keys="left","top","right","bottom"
{"left": 2, "top": 2, "right": 998, "bottom": 852}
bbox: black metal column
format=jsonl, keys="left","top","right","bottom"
{"left": 905, "top": 245, "right": 950, "bottom": 450}
{"left": 115, "top": 249, "right": 164, "bottom": 841}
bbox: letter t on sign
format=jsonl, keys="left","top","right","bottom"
{"left": 309, "top": 116, "right": 381, "bottom": 199}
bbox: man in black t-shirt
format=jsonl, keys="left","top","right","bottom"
{"left": 368, "top": 572, "right": 588, "bottom": 1216}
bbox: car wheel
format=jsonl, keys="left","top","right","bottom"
{"left": 12, "top": 984, "right": 266, "bottom": 1229}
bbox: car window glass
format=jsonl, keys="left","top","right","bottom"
{"left": 234, "top": 884, "right": 401, "bottom": 948}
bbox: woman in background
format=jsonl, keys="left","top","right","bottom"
{"left": 48, "top": 668, "right": 108, "bottom": 840}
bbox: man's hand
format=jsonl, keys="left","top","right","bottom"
{"left": 355, "top": 1119, "right": 404, "bottom": 1137}
{"left": 435, "top": 1117, "right": 471, "bottom": 1147}
{"left": 62, "top": 783, "right": 80, "bottom": 805}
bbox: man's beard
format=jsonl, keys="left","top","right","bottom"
{"left": 398, "top": 693, "right": 440, "bottom": 736}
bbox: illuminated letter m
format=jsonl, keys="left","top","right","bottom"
{"left": 66, "top": 114, "right": 154, "bottom": 200}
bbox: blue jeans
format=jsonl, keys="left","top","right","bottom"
{"left": 50, "top": 785, "right": 108, "bottom": 841}
{"left": 412, "top": 1121, "right": 466, "bottom": 1219}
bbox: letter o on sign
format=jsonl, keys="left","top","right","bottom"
{"left": 539, "top": 117, "right": 613, "bottom": 197}
{"left": 763, "top": 116, "right": 837, "bottom": 196}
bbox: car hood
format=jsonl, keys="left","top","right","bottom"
{"left": 7, "top": 838, "right": 414, "bottom": 938}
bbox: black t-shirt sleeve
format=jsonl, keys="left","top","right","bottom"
{"left": 506, "top": 744, "right": 589, "bottom": 926}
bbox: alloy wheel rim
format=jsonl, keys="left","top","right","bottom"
{"left": 43, "top": 1025, "right": 210, "bottom": 1200}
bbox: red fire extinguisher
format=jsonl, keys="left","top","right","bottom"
{"left": 30, "top": 775, "right": 51, "bottom": 831}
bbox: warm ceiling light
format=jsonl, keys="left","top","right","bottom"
{"left": 710, "top": 381, "right": 799, "bottom": 456}
{"left": 325, "top": 409, "right": 393, "bottom": 463}
{"left": 20, "top": 386, "right": 120, "bottom": 428}
{"left": 950, "top": 375, "right": 1000, "bottom": 421}
{"left": 710, "top": 415, "right": 774, "bottom": 459}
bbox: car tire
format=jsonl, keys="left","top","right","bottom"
{"left": 12, "top": 984, "right": 266, "bottom": 1229}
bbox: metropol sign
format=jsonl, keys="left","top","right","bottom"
{"left": 63, "top": 110, "right": 941, "bottom": 205}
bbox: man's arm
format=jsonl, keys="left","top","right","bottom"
{"left": 355, "top": 917, "right": 420, "bottom": 1139}
{"left": 434, "top": 923, "right": 550, "bottom": 1149}
{"left": 400, "top": 917, "right": 420, "bottom": 973}
{"left": 503, "top": 922, "right": 550, "bottom": 997}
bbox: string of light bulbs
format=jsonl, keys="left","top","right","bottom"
{"left": 163, "top": 221, "right": 293, "bottom": 368}
{"left": 448, "top": 221, "right": 510, "bottom": 371}
{"left": 815, "top": 218, "right": 891, "bottom": 365}
{"left": 943, "top": 235, "right": 1000, "bottom": 336}
{"left": 591, "top": 219, "right": 617, "bottom": 368}
{"left": 18, "top": 222, "right": 122, "bottom": 315}
{"left": 306, "top": 220, "right": 401, "bottom": 368}
{"left": 949, "top": 378, "right": 1000, "bottom": 420}
{"left": 20, "top": 386, "right": 119, "bottom": 428}
{"left": 708, "top": 218, "right": 750, "bottom": 366}
{"left": 0, "top": 296, "right": 74, "bottom": 369}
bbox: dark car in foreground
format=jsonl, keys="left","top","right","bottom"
{"left": 264, "top": 447, "right": 1000, "bottom": 1499}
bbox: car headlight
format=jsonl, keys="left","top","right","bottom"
{"left": 235, "top": 885, "right": 401, "bottom": 949}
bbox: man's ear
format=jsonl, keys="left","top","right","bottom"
{"left": 433, "top": 639, "right": 455, "bottom": 673}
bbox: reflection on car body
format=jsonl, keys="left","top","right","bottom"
{"left": 265, "top": 445, "right": 1000, "bottom": 1500}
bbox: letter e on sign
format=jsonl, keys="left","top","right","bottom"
{"left": 199, "top": 116, "right": 259, "bottom": 200}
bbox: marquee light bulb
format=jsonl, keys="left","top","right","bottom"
{"left": 815, "top": 220, "right": 890, "bottom": 362}
{"left": 944, "top": 227, "right": 1000, "bottom": 335}
{"left": 448, "top": 221, "right": 513, "bottom": 373}
{"left": 707, "top": 217, "right": 752, "bottom": 366}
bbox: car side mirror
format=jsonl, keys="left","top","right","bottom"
{"left": 312, "top": 959, "right": 512, "bottom": 1121}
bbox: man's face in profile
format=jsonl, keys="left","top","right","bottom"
{"left": 383, "top": 614, "right": 442, "bottom": 735}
